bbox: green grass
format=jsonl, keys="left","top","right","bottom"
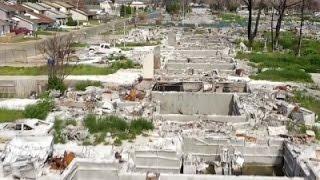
{"left": 75, "top": 81, "right": 102, "bottom": 91}
{"left": 120, "top": 47, "right": 134, "bottom": 51}
{"left": 84, "top": 115, "right": 153, "bottom": 145}
{"left": 0, "top": 60, "right": 137, "bottom": 76}
{"left": 0, "top": 109, "right": 25, "bottom": 123}
{"left": 292, "top": 91, "right": 320, "bottom": 122}
{"left": 24, "top": 99, "right": 54, "bottom": 120}
{"left": 53, "top": 118, "right": 77, "bottom": 144}
{"left": 218, "top": 13, "right": 247, "bottom": 26}
{"left": 35, "top": 31, "right": 53, "bottom": 36}
{"left": 237, "top": 31, "right": 320, "bottom": 82}
{"left": 250, "top": 68, "right": 313, "bottom": 83}
{"left": 12, "top": 37, "right": 41, "bottom": 43}
{"left": 53, "top": 119, "right": 65, "bottom": 144}
{"left": 71, "top": 42, "right": 88, "bottom": 48}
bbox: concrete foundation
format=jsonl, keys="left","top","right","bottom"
{"left": 134, "top": 150, "right": 181, "bottom": 173}
{"left": 152, "top": 92, "right": 238, "bottom": 116}
{"left": 183, "top": 136, "right": 284, "bottom": 165}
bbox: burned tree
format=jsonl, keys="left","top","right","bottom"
{"left": 38, "top": 34, "right": 75, "bottom": 92}
{"left": 271, "top": 0, "right": 302, "bottom": 50}
{"left": 242, "top": 0, "right": 266, "bottom": 47}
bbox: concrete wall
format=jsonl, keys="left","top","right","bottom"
{"left": 120, "top": 174, "right": 303, "bottom": 180}
{"left": 283, "top": 143, "right": 309, "bottom": 178}
{"left": 167, "top": 31, "right": 176, "bottom": 46}
{"left": 143, "top": 52, "right": 154, "bottom": 79}
{"left": 165, "top": 63, "right": 236, "bottom": 71}
{"left": 152, "top": 92, "right": 235, "bottom": 115}
{"left": 174, "top": 50, "right": 227, "bottom": 57}
{"left": 155, "top": 114, "right": 247, "bottom": 124}
{"left": 134, "top": 150, "right": 181, "bottom": 173}
{"left": 183, "top": 137, "right": 284, "bottom": 165}
{"left": 0, "top": 78, "right": 47, "bottom": 98}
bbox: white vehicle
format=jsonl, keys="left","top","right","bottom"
{"left": 89, "top": 43, "right": 121, "bottom": 55}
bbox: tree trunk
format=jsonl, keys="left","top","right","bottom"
{"left": 247, "top": 0, "right": 253, "bottom": 47}
{"left": 297, "top": 0, "right": 305, "bottom": 57}
{"left": 253, "top": 4, "right": 263, "bottom": 39}
{"left": 271, "top": 7, "right": 275, "bottom": 51}
{"left": 274, "top": 0, "right": 287, "bottom": 50}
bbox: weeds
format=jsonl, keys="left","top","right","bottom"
{"left": 237, "top": 31, "right": 320, "bottom": 82}
{"left": 24, "top": 99, "right": 54, "bottom": 120}
{"left": 250, "top": 68, "right": 313, "bottom": 83}
{"left": 84, "top": 115, "right": 153, "bottom": 145}
{"left": 75, "top": 81, "right": 102, "bottom": 91}
{"left": 53, "top": 119, "right": 65, "bottom": 144}
{"left": 0, "top": 60, "right": 137, "bottom": 76}
{"left": 292, "top": 91, "right": 320, "bottom": 121}
{"left": 0, "top": 109, "right": 25, "bottom": 123}
{"left": 53, "top": 118, "right": 77, "bottom": 144}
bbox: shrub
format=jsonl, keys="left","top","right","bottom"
{"left": 130, "top": 118, "right": 154, "bottom": 134}
{"left": 292, "top": 91, "right": 320, "bottom": 121}
{"left": 65, "top": 119, "right": 77, "bottom": 126}
{"left": 84, "top": 115, "right": 128, "bottom": 134}
{"left": 114, "top": 138, "right": 122, "bottom": 146}
{"left": 66, "top": 17, "right": 77, "bottom": 26}
{"left": 83, "top": 115, "right": 154, "bottom": 145}
{"left": 75, "top": 80, "right": 102, "bottom": 91}
{"left": 48, "top": 76, "right": 67, "bottom": 93}
{"left": 53, "top": 119, "right": 65, "bottom": 144}
{"left": 24, "top": 99, "right": 54, "bottom": 120}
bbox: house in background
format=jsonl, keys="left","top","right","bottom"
{"left": 38, "top": 2, "right": 68, "bottom": 26}
{"left": 41, "top": 1, "right": 61, "bottom": 12}
{"left": 12, "top": 14, "right": 37, "bottom": 31}
{"left": 6, "top": 3, "right": 30, "bottom": 15}
{"left": 52, "top": 1, "right": 73, "bottom": 15}
{"left": 22, "top": 2, "right": 47, "bottom": 14}
{"left": 70, "top": 8, "right": 95, "bottom": 22}
{"left": 24, "top": 11, "right": 55, "bottom": 30}
{"left": 12, "top": 11, "right": 55, "bottom": 32}
{"left": 0, "top": 3, "right": 16, "bottom": 21}
{"left": 0, "top": 20, "right": 10, "bottom": 35}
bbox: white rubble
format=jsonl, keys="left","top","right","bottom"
{"left": 65, "top": 70, "right": 142, "bottom": 87}
{"left": 1, "top": 136, "right": 53, "bottom": 165}
{"left": 0, "top": 99, "right": 38, "bottom": 110}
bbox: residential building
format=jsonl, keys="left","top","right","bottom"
{"left": 70, "top": 8, "right": 95, "bottom": 21}
{"left": 0, "top": 19, "right": 10, "bottom": 35}
{"left": 0, "top": 3, "right": 16, "bottom": 21}
{"left": 12, "top": 11, "right": 55, "bottom": 31}
{"left": 38, "top": 3, "right": 68, "bottom": 26}
{"left": 12, "top": 14, "right": 37, "bottom": 31}
{"left": 52, "top": 1, "right": 73, "bottom": 14}
{"left": 41, "top": 1, "right": 61, "bottom": 12}
{"left": 7, "top": 3, "right": 30, "bottom": 15}
{"left": 22, "top": 2, "right": 47, "bottom": 14}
